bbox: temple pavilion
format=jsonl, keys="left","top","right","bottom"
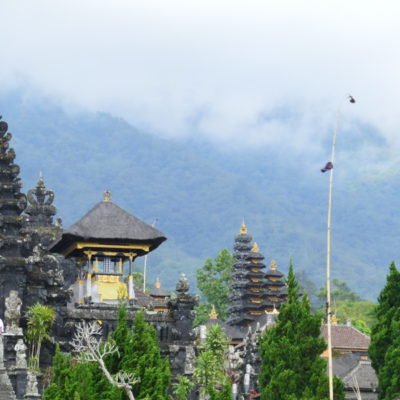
{"left": 51, "top": 191, "right": 166, "bottom": 304}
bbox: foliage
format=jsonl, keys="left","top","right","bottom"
{"left": 44, "top": 306, "right": 170, "bottom": 400}
{"left": 315, "top": 279, "right": 376, "bottom": 334}
{"left": 195, "top": 249, "right": 234, "bottom": 325}
{"left": 378, "top": 311, "right": 400, "bottom": 400}
{"left": 194, "top": 324, "right": 230, "bottom": 400}
{"left": 259, "top": 261, "right": 345, "bottom": 400}
{"left": 43, "top": 346, "right": 123, "bottom": 400}
{"left": 173, "top": 375, "right": 193, "bottom": 400}
{"left": 369, "top": 262, "right": 400, "bottom": 398}
{"left": 25, "top": 303, "right": 55, "bottom": 371}
{"left": 119, "top": 309, "right": 170, "bottom": 400}
{"left": 334, "top": 299, "right": 376, "bottom": 335}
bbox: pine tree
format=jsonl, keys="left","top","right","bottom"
{"left": 122, "top": 310, "right": 170, "bottom": 400}
{"left": 194, "top": 324, "right": 230, "bottom": 399}
{"left": 44, "top": 306, "right": 170, "bottom": 400}
{"left": 259, "top": 262, "right": 344, "bottom": 400}
{"left": 378, "top": 311, "right": 400, "bottom": 400}
{"left": 369, "top": 262, "right": 400, "bottom": 374}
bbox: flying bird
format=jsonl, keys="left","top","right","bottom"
{"left": 348, "top": 95, "right": 356, "bottom": 103}
{"left": 321, "top": 162, "right": 333, "bottom": 173}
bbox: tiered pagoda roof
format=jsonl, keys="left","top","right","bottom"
{"left": 227, "top": 223, "right": 287, "bottom": 326}
{"left": 0, "top": 117, "right": 27, "bottom": 261}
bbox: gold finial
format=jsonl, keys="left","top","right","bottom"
{"left": 270, "top": 260, "right": 277, "bottom": 270}
{"left": 103, "top": 190, "right": 112, "bottom": 202}
{"left": 155, "top": 277, "right": 161, "bottom": 289}
{"left": 271, "top": 304, "right": 279, "bottom": 315}
{"left": 209, "top": 304, "right": 218, "bottom": 320}
{"left": 331, "top": 314, "right": 338, "bottom": 325}
{"left": 240, "top": 221, "right": 247, "bottom": 234}
{"left": 251, "top": 242, "right": 259, "bottom": 253}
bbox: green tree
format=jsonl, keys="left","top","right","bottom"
{"left": 316, "top": 279, "right": 376, "bottom": 334}
{"left": 259, "top": 262, "right": 344, "bottom": 400}
{"left": 173, "top": 375, "right": 193, "bottom": 400}
{"left": 369, "top": 262, "right": 400, "bottom": 373}
{"left": 25, "top": 303, "right": 56, "bottom": 371}
{"left": 195, "top": 249, "right": 234, "bottom": 325}
{"left": 369, "top": 262, "right": 400, "bottom": 398}
{"left": 378, "top": 311, "right": 400, "bottom": 400}
{"left": 122, "top": 310, "right": 170, "bottom": 400}
{"left": 194, "top": 324, "right": 230, "bottom": 400}
{"left": 44, "top": 306, "right": 170, "bottom": 400}
{"left": 43, "top": 345, "right": 123, "bottom": 400}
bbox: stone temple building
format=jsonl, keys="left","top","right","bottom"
{"left": 0, "top": 116, "right": 198, "bottom": 399}
{"left": 0, "top": 115, "right": 376, "bottom": 400}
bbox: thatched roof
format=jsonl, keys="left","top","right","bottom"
{"left": 51, "top": 199, "right": 166, "bottom": 254}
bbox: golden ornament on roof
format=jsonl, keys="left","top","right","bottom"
{"left": 251, "top": 242, "right": 259, "bottom": 253}
{"left": 209, "top": 304, "right": 218, "bottom": 320}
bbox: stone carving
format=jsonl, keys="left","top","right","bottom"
{"left": 5, "top": 290, "right": 22, "bottom": 335}
{"left": 176, "top": 273, "right": 189, "bottom": 293}
{"left": 25, "top": 371, "right": 40, "bottom": 396}
{"left": 14, "top": 339, "right": 27, "bottom": 368}
{"left": 184, "top": 345, "right": 196, "bottom": 374}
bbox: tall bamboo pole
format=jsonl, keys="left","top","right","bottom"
{"left": 326, "top": 95, "right": 355, "bottom": 400}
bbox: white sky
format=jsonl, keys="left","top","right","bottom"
{"left": 1, "top": 1, "right": 400, "bottom": 156}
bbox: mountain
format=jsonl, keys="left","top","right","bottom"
{"left": 0, "top": 90, "right": 398, "bottom": 300}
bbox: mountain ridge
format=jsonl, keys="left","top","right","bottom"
{"left": 0, "top": 90, "right": 397, "bottom": 300}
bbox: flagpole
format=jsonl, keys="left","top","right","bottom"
{"left": 325, "top": 95, "right": 355, "bottom": 400}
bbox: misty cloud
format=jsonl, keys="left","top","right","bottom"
{"left": 1, "top": 0, "right": 400, "bottom": 161}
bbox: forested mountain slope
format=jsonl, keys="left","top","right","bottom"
{"left": 1, "top": 91, "right": 398, "bottom": 299}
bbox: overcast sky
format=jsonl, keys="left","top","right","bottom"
{"left": 1, "top": 1, "right": 400, "bottom": 160}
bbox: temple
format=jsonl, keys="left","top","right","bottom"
{"left": 0, "top": 115, "right": 378, "bottom": 400}
{"left": 228, "top": 222, "right": 287, "bottom": 326}
{"left": 51, "top": 191, "right": 166, "bottom": 304}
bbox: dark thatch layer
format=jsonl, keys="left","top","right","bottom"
{"left": 51, "top": 201, "right": 166, "bottom": 253}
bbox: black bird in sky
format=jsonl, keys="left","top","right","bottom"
{"left": 321, "top": 161, "right": 333, "bottom": 173}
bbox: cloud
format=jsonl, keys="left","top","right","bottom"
{"left": 1, "top": 0, "right": 400, "bottom": 158}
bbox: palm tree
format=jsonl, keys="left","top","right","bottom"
{"left": 26, "top": 303, "right": 55, "bottom": 371}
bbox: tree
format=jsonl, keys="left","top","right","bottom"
{"left": 369, "top": 262, "right": 400, "bottom": 398}
{"left": 173, "top": 376, "right": 193, "bottom": 400}
{"left": 316, "top": 279, "right": 376, "bottom": 334}
{"left": 195, "top": 249, "right": 234, "bottom": 325}
{"left": 259, "top": 262, "right": 344, "bottom": 400}
{"left": 369, "top": 262, "right": 400, "bottom": 373}
{"left": 26, "top": 303, "right": 56, "bottom": 370}
{"left": 121, "top": 310, "right": 170, "bottom": 400}
{"left": 43, "top": 346, "right": 122, "bottom": 400}
{"left": 71, "top": 321, "right": 138, "bottom": 400}
{"left": 194, "top": 324, "right": 231, "bottom": 400}
{"left": 377, "top": 311, "right": 400, "bottom": 400}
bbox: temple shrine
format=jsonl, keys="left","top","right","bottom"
{"left": 51, "top": 191, "right": 166, "bottom": 304}
{"left": 228, "top": 222, "right": 287, "bottom": 326}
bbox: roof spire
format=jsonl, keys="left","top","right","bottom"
{"left": 270, "top": 260, "right": 277, "bottom": 270}
{"left": 240, "top": 218, "right": 247, "bottom": 234}
{"left": 103, "top": 190, "right": 112, "bottom": 202}
{"left": 209, "top": 304, "right": 218, "bottom": 320}
{"left": 37, "top": 172, "right": 45, "bottom": 187}
{"left": 251, "top": 242, "right": 259, "bottom": 253}
{"left": 155, "top": 277, "right": 161, "bottom": 289}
